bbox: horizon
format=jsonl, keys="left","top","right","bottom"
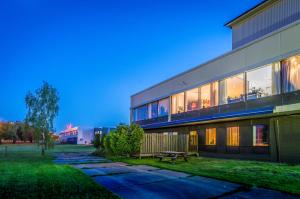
{"left": 0, "top": 0, "right": 263, "bottom": 131}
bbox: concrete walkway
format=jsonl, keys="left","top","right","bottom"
{"left": 54, "top": 153, "right": 298, "bottom": 199}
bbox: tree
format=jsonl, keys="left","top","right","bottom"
{"left": 128, "top": 123, "right": 144, "bottom": 155}
{"left": 25, "top": 81, "right": 59, "bottom": 155}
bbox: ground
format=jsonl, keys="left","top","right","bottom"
{"left": 109, "top": 156, "right": 300, "bottom": 195}
{"left": 55, "top": 152, "right": 299, "bottom": 199}
{"left": 0, "top": 144, "right": 118, "bottom": 199}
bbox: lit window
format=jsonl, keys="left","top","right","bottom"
{"left": 206, "top": 128, "right": 216, "bottom": 145}
{"left": 186, "top": 88, "right": 199, "bottom": 111}
{"left": 158, "top": 98, "right": 169, "bottom": 116}
{"left": 220, "top": 74, "right": 245, "bottom": 104}
{"left": 253, "top": 125, "right": 269, "bottom": 146}
{"left": 282, "top": 55, "right": 300, "bottom": 93}
{"left": 172, "top": 92, "right": 185, "bottom": 114}
{"left": 246, "top": 63, "right": 280, "bottom": 100}
{"left": 227, "top": 127, "right": 239, "bottom": 146}
{"left": 189, "top": 131, "right": 198, "bottom": 146}
{"left": 200, "top": 81, "right": 218, "bottom": 108}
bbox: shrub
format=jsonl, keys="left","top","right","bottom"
{"left": 102, "top": 123, "right": 144, "bottom": 157}
{"left": 128, "top": 123, "right": 144, "bottom": 155}
{"left": 93, "top": 133, "right": 101, "bottom": 149}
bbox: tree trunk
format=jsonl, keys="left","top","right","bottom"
{"left": 41, "top": 132, "right": 45, "bottom": 156}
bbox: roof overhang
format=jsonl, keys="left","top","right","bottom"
{"left": 225, "top": 0, "right": 278, "bottom": 28}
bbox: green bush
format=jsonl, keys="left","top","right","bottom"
{"left": 103, "top": 124, "right": 144, "bottom": 156}
{"left": 93, "top": 133, "right": 101, "bottom": 149}
{"left": 128, "top": 123, "right": 144, "bottom": 155}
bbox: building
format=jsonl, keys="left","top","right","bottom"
{"left": 130, "top": 0, "right": 300, "bottom": 163}
{"left": 59, "top": 124, "right": 94, "bottom": 145}
{"left": 94, "top": 127, "right": 116, "bottom": 137}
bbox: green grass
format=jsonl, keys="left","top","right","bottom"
{"left": 109, "top": 156, "right": 300, "bottom": 195}
{"left": 0, "top": 144, "right": 118, "bottom": 199}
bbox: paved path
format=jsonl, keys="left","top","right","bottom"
{"left": 54, "top": 153, "right": 299, "bottom": 199}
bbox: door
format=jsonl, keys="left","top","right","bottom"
{"left": 189, "top": 131, "right": 198, "bottom": 152}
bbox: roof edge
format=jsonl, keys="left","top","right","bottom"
{"left": 225, "top": 0, "right": 277, "bottom": 28}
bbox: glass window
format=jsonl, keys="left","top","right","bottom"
{"left": 158, "top": 98, "right": 169, "bottom": 116}
{"left": 171, "top": 92, "right": 185, "bottom": 114}
{"left": 253, "top": 125, "right": 269, "bottom": 146}
{"left": 186, "top": 88, "right": 199, "bottom": 111}
{"left": 282, "top": 55, "right": 300, "bottom": 93}
{"left": 200, "top": 81, "right": 219, "bottom": 108}
{"left": 189, "top": 131, "right": 198, "bottom": 145}
{"left": 148, "top": 101, "right": 158, "bottom": 119}
{"left": 134, "top": 105, "right": 148, "bottom": 121}
{"left": 220, "top": 74, "right": 245, "bottom": 104}
{"left": 206, "top": 128, "right": 216, "bottom": 145}
{"left": 246, "top": 63, "right": 280, "bottom": 100}
{"left": 227, "top": 127, "right": 239, "bottom": 146}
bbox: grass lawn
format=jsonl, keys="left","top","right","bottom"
{"left": 0, "top": 144, "right": 118, "bottom": 199}
{"left": 109, "top": 156, "right": 300, "bottom": 195}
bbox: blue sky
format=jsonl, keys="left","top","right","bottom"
{"left": 0, "top": 0, "right": 263, "bottom": 131}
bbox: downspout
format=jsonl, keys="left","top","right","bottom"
{"left": 273, "top": 118, "right": 280, "bottom": 162}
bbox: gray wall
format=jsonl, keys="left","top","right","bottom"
{"left": 232, "top": 0, "right": 300, "bottom": 49}
{"left": 131, "top": 21, "right": 300, "bottom": 109}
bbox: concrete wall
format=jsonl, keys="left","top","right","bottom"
{"left": 131, "top": 21, "right": 300, "bottom": 109}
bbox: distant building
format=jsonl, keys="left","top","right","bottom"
{"left": 59, "top": 124, "right": 94, "bottom": 145}
{"left": 94, "top": 127, "right": 116, "bottom": 137}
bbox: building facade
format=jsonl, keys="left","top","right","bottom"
{"left": 130, "top": 0, "right": 300, "bottom": 163}
{"left": 59, "top": 124, "right": 94, "bottom": 145}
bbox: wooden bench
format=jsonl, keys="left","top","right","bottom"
{"left": 156, "top": 151, "right": 188, "bottom": 163}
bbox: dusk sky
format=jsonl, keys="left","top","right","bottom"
{"left": 0, "top": 0, "right": 263, "bottom": 132}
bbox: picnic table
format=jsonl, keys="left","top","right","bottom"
{"left": 156, "top": 151, "right": 188, "bottom": 163}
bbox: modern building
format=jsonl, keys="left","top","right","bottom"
{"left": 59, "top": 124, "right": 94, "bottom": 145}
{"left": 130, "top": 0, "right": 300, "bottom": 163}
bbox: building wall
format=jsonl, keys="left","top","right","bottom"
{"left": 232, "top": 0, "right": 300, "bottom": 49}
{"left": 131, "top": 21, "right": 300, "bottom": 109}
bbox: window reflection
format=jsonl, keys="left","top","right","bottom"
{"left": 253, "top": 125, "right": 269, "bottom": 146}
{"left": 148, "top": 101, "right": 158, "bottom": 119}
{"left": 246, "top": 63, "right": 280, "bottom": 99}
{"left": 186, "top": 88, "right": 199, "bottom": 111}
{"left": 220, "top": 74, "right": 245, "bottom": 104}
{"left": 158, "top": 98, "right": 169, "bottom": 116}
{"left": 134, "top": 105, "right": 148, "bottom": 121}
{"left": 282, "top": 55, "right": 300, "bottom": 92}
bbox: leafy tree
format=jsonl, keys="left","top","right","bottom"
{"left": 0, "top": 122, "right": 17, "bottom": 144}
{"left": 25, "top": 81, "right": 59, "bottom": 155}
{"left": 128, "top": 123, "right": 144, "bottom": 155}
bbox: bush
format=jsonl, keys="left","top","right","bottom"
{"left": 93, "top": 133, "right": 101, "bottom": 149}
{"left": 102, "top": 123, "right": 144, "bottom": 157}
{"left": 128, "top": 123, "right": 144, "bottom": 155}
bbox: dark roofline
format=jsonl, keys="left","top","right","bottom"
{"left": 225, "top": 0, "right": 274, "bottom": 28}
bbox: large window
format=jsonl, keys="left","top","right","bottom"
{"left": 148, "top": 101, "right": 158, "bottom": 119}
{"left": 282, "top": 55, "right": 300, "bottom": 93}
{"left": 200, "top": 82, "right": 218, "bottom": 108}
{"left": 227, "top": 127, "right": 239, "bottom": 146}
{"left": 186, "top": 88, "right": 199, "bottom": 111}
{"left": 253, "top": 125, "right": 269, "bottom": 146}
{"left": 246, "top": 63, "right": 280, "bottom": 100}
{"left": 220, "top": 74, "right": 245, "bottom": 104}
{"left": 206, "top": 128, "right": 216, "bottom": 145}
{"left": 134, "top": 105, "right": 148, "bottom": 121}
{"left": 171, "top": 92, "right": 185, "bottom": 114}
{"left": 158, "top": 98, "right": 169, "bottom": 116}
